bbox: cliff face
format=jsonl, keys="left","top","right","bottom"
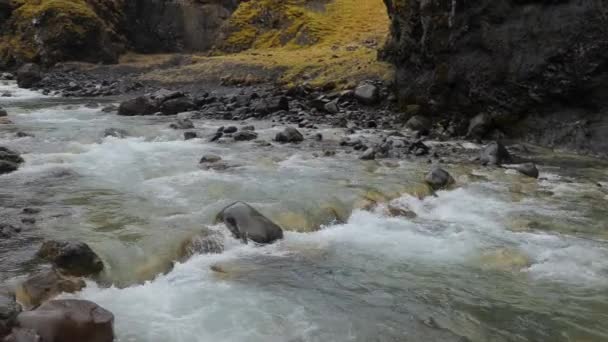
{"left": 382, "top": 0, "right": 608, "bottom": 156}
{"left": 124, "top": 0, "right": 240, "bottom": 53}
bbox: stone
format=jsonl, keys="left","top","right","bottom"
{"left": 15, "top": 270, "right": 85, "bottom": 310}
{"left": 424, "top": 166, "right": 454, "bottom": 190}
{"left": 324, "top": 100, "right": 339, "bottom": 114}
{"left": 169, "top": 118, "right": 194, "bottom": 130}
{"left": 149, "top": 89, "right": 184, "bottom": 104}
{"left": 0, "top": 293, "right": 19, "bottom": 337}
{"left": 199, "top": 154, "right": 221, "bottom": 164}
{"left": 233, "top": 131, "right": 258, "bottom": 141}
{"left": 223, "top": 126, "right": 238, "bottom": 134}
{"left": 215, "top": 202, "right": 284, "bottom": 244}
{"left": 275, "top": 127, "right": 304, "bottom": 143}
{"left": 515, "top": 163, "right": 539, "bottom": 178}
{"left": 100, "top": 105, "right": 118, "bottom": 113}
{"left": 117, "top": 96, "right": 158, "bottom": 116}
{"left": 16, "top": 299, "right": 114, "bottom": 342}
{"left": 405, "top": 115, "right": 431, "bottom": 132}
{"left": 480, "top": 141, "right": 511, "bottom": 166}
{"left": 3, "top": 328, "right": 40, "bottom": 342}
{"left": 178, "top": 229, "right": 224, "bottom": 262}
{"left": 37, "top": 240, "right": 104, "bottom": 277}
{"left": 253, "top": 97, "right": 289, "bottom": 115}
{"left": 16, "top": 64, "right": 41, "bottom": 89}
{"left": 467, "top": 113, "right": 493, "bottom": 139}
{"left": 0, "top": 148, "right": 24, "bottom": 165}
{"left": 386, "top": 204, "right": 417, "bottom": 219}
{"left": 0, "top": 108, "right": 7, "bottom": 117}
{"left": 359, "top": 149, "right": 376, "bottom": 160}
{"left": 160, "top": 97, "right": 196, "bottom": 115}
{"left": 0, "top": 161, "right": 18, "bottom": 175}
{"left": 102, "top": 128, "right": 128, "bottom": 138}
{"left": 184, "top": 131, "right": 197, "bottom": 140}
{"left": 0, "top": 224, "right": 21, "bottom": 238}
{"left": 241, "top": 125, "right": 255, "bottom": 131}
{"left": 354, "top": 83, "right": 380, "bottom": 105}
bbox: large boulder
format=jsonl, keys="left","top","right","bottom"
{"left": 16, "top": 64, "right": 41, "bottom": 89}
{"left": 354, "top": 83, "right": 380, "bottom": 105}
{"left": 424, "top": 166, "right": 454, "bottom": 190}
{"left": 37, "top": 240, "right": 104, "bottom": 277}
{"left": 480, "top": 141, "right": 511, "bottom": 166}
{"left": 15, "top": 270, "right": 85, "bottom": 310}
{"left": 0, "top": 147, "right": 23, "bottom": 175}
{"left": 275, "top": 127, "right": 303, "bottom": 143}
{"left": 233, "top": 131, "right": 258, "bottom": 141}
{"left": 16, "top": 299, "right": 114, "bottom": 342}
{"left": 515, "top": 163, "right": 539, "bottom": 179}
{"left": 253, "top": 97, "right": 289, "bottom": 116}
{"left": 467, "top": 113, "right": 493, "bottom": 140}
{"left": 215, "top": 202, "right": 284, "bottom": 244}
{"left": 160, "top": 97, "right": 196, "bottom": 115}
{"left": 117, "top": 96, "right": 158, "bottom": 116}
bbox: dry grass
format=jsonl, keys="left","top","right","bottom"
{"left": 139, "top": 0, "right": 393, "bottom": 88}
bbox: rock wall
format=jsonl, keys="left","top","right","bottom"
{"left": 381, "top": 0, "right": 608, "bottom": 156}
{"left": 124, "top": 0, "right": 241, "bottom": 53}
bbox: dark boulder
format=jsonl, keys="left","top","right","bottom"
{"left": 354, "top": 83, "right": 380, "bottom": 105}
{"left": 275, "top": 127, "right": 303, "bottom": 144}
{"left": 467, "top": 113, "right": 493, "bottom": 140}
{"left": 223, "top": 126, "right": 238, "bottom": 134}
{"left": 515, "top": 163, "right": 539, "bottom": 178}
{"left": 0, "top": 107, "right": 7, "bottom": 117}
{"left": 16, "top": 64, "right": 41, "bottom": 89}
{"left": 160, "top": 97, "right": 196, "bottom": 115}
{"left": 102, "top": 128, "right": 129, "bottom": 138}
{"left": 184, "top": 131, "right": 198, "bottom": 140}
{"left": 0, "top": 148, "right": 24, "bottom": 165}
{"left": 15, "top": 270, "right": 85, "bottom": 310}
{"left": 241, "top": 125, "right": 255, "bottom": 131}
{"left": 117, "top": 96, "right": 158, "bottom": 116}
{"left": 253, "top": 97, "right": 289, "bottom": 115}
{"left": 169, "top": 118, "right": 194, "bottom": 130}
{"left": 37, "top": 240, "right": 104, "bottom": 277}
{"left": 215, "top": 202, "right": 284, "bottom": 244}
{"left": 16, "top": 299, "right": 114, "bottom": 342}
{"left": 0, "top": 293, "right": 19, "bottom": 337}
{"left": 424, "top": 166, "right": 454, "bottom": 190}
{"left": 0, "top": 161, "right": 18, "bottom": 175}
{"left": 480, "top": 141, "right": 511, "bottom": 166}
{"left": 233, "top": 131, "right": 258, "bottom": 141}
{"left": 199, "top": 154, "right": 221, "bottom": 164}
{"left": 359, "top": 149, "right": 376, "bottom": 160}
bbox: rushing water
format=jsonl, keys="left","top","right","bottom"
{"left": 2, "top": 80, "right": 608, "bottom": 341}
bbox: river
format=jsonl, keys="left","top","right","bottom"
{"left": 1, "top": 80, "right": 608, "bottom": 341}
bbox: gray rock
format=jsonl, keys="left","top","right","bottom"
{"left": 199, "top": 154, "right": 221, "bottom": 164}
{"left": 160, "top": 97, "right": 196, "bottom": 115}
{"left": 515, "top": 163, "right": 539, "bottom": 178}
{"left": 480, "top": 141, "right": 511, "bottom": 166}
{"left": 324, "top": 100, "right": 340, "bottom": 114}
{"left": 169, "top": 118, "right": 194, "bottom": 130}
{"left": 223, "top": 126, "right": 238, "bottom": 134}
{"left": 467, "top": 113, "right": 493, "bottom": 139}
{"left": 405, "top": 115, "right": 431, "bottom": 132}
{"left": 0, "top": 108, "right": 7, "bottom": 117}
{"left": 354, "top": 83, "right": 380, "bottom": 105}
{"left": 16, "top": 64, "right": 41, "bottom": 89}
{"left": 253, "top": 96, "right": 289, "bottom": 115}
{"left": 424, "top": 166, "right": 454, "bottom": 190}
{"left": 360, "top": 149, "right": 376, "bottom": 160}
{"left": 117, "top": 96, "right": 158, "bottom": 116}
{"left": 0, "top": 293, "right": 20, "bottom": 337}
{"left": 215, "top": 202, "right": 284, "bottom": 244}
{"left": 184, "top": 131, "right": 197, "bottom": 140}
{"left": 275, "top": 127, "right": 304, "bottom": 143}
{"left": 233, "top": 131, "right": 258, "bottom": 141}
{"left": 102, "top": 128, "right": 128, "bottom": 138}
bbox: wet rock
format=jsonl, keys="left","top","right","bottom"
{"left": 424, "top": 166, "right": 454, "bottom": 190}
{"left": 215, "top": 202, "right": 284, "bottom": 244}
{"left": 0, "top": 161, "right": 19, "bottom": 175}
{"left": 184, "top": 131, "right": 197, "bottom": 140}
{"left": 314, "top": 133, "right": 323, "bottom": 141}
{"left": 233, "top": 131, "right": 258, "bottom": 141}
{"left": 0, "top": 73, "right": 14, "bottom": 81}
{"left": 354, "top": 83, "right": 380, "bottom": 105}
{"left": 405, "top": 115, "right": 431, "bottom": 133}
{"left": 199, "top": 154, "right": 221, "bottom": 164}
{"left": 3, "top": 328, "right": 40, "bottom": 342}
{"left": 117, "top": 96, "right": 158, "bottom": 116}
{"left": 160, "top": 97, "right": 196, "bottom": 115}
{"left": 253, "top": 96, "right": 289, "bottom": 115}
{"left": 21, "top": 218, "right": 35, "bottom": 225}
{"left": 223, "top": 126, "right": 238, "bottom": 134}
{"left": 408, "top": 140, "right": 429, "bottom": 156}
{"left": 22, "top": 208, "right": 41, "bottom": 215}
{"left": 209, "top": 132, "right": 223, "bottom": 142}
{"left": 100, "top": 105, "right": 118, "bottom": 113}
{"left": 37, "top": 240, "right": 104, "bottom": 277}
{"left": 480, "top": 141, "right": 511, "bottom": 166}
{"left": 16, "top": 64, "right": 41, "bottom": 89}
{"left": 16, "top": 299, "right": 114, "bottom": 342}
{"left": 241, "top": 125, "right": 255, "bottom": 131}
{"left": 102, "top": 128, "right": 128, "bottom": 138}
{"left": 359, "top": 149, "right": 376, "bottom": 160}
{"left": 515, "top": 163, "right": 539, "bottom": 178}
{"left": 15, "top": 270, "right": 85, "bottom": 310}
{"left": 0, "top": 108, "right": 7, "bottom": 117}
{"left": 0, "top": 224, "right": 21, "bottom": 238}
{"left": 0, "top": 148, "right": 24, "bottom": 165}
{"left": 386, "top": 204, "right": 417, "bottom": 219}
{"left": 275, "top": 127, "right": 304, "bottom": 143}
{"left": 0, "top": 117, "right": 13, "bottom": 125}
{"left": 149, "top": 89, "right": 184, "bottom": 104}
{"left": 15, "top": 132, "right": 33, "bottom": 138}
{"left": 178, "top": 229, "right": 224, "bottom": 262}
{"left": 0, "top": 293, "right": 19, "bottom": 337}
{"left": 169, "top": 118, "right": 194, "bottom": 130}
{"left": 467, "top": 113, "right": 493, "bottom": 140}
{"left": 1, "top": 92, "right": 12, "bottom": 98}
{"left": 324, "top": 100, "right": 339, "bottom": 114}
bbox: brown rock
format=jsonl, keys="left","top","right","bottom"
{"left": 15, "top": 270, "right": 85, "bottom": 310}
{"left": 37, "top": 240, "right": 104, "bottom": 277}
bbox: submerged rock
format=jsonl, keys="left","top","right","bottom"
{"left": 0, "top": 107, "right": 7, "bottom": 117}
{"left": 275, "top": 127, "right": 303, "bottom": 143}
{"left": 169, "top": 118, "right": 194, "bottom": 130}
{"left": 37, "top": 240, "right": 104, "bottom": 277}
{"left": 233, "top": 131, "right": 258, "bottom": 141}
{"left": 0, "top": 147, "right": 23, "bottom": 175}
{"left": 15, "top": 270, "right": 85, "bottom": 310}
{"left": 184, "top": 131, "right": 198, "bottom": 140}
{"left": 199, "top": 154, "right": 221, "bottom": 164}
{"left": 0, "top": 293, "right": 19, "bottom": 337}
{"left": 102, "top": 128, "right": 129, "bottom": 138}
{"left": 215, "top": 202, "right": 284, "bottom": 244}
{"left": 178, "top": 229, "right": 224, "bottom": 262}
{"left": 16, "top": 299, "right": 114, "bottom": 342}
{"left": 480, "top": 141, "right": 511, "bottom": 166}
{"left": 424, "top": 166, "right": 454, "bottom": 190}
